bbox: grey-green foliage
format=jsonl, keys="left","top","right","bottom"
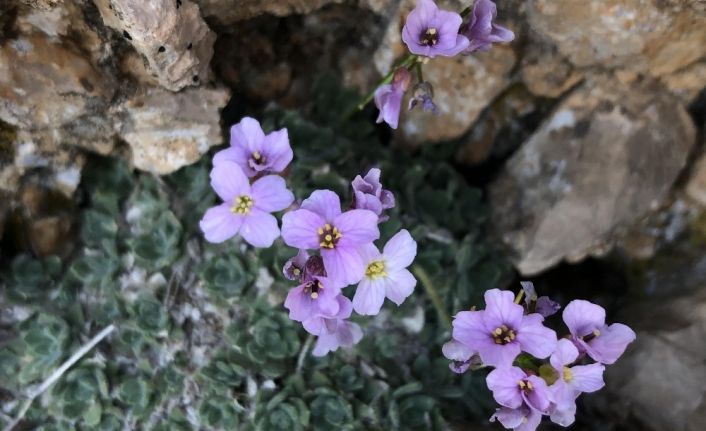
{"left": 0, "top": 74, "right": 509, "bottom": 430}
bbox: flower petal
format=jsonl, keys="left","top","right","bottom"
{"left": 262, "top": 128, "right": 293, "bottom": 173}
{"left": 486, "top": 367, "right": 525, "bottom": 409}
{"left": 251, "top": 175, "right": 294, "bottom": 212}
{"left": 491, "top": 407, "right": 526, "bottom": 429}
{"left": 480, "top": 342, "right": 521, "bottom": 368}
{"left": 563, "top": 300, "right": 606, "bottom": 338}
{"left": 442, "top": 340, "right": 475, "bottom": 362}
{"left": 352, "top": 277, "right": 386, "bottom": 315}
{"left": 483, "top": 289, "right": 523, "bottom": 330}
{"left": 524, "top": 375, "right": 552, "bottom": 413}
{"left": 281, "top": 209, "right": 325, "bottom": 249}
{"left": 384, "top": 269, "right": 416, "bottom": 306}
{"left": 199, "top": 204, "right": 242, "bottom": 243}
{"left": 239, "top": 210, "right": 280, "bottom": 248}
{"left": 312, "top": 332, "right": 339, "bottom": 356}
{"left": 210, "top": 161, "right": 250, "bottom": 202}
{"left": 516, "top": 313, "right": 557, "bottom": 359}
{"left": 212, "top": 146, "right": 252, "bottom": 175}
{"left": 230, "top": 117, "right": 264, "bottom": 153}
{"left": 550, "top": 338, "right": 579, "bottom": 371}
{"left": 452, "top": 310, "right": 491, "bottom": 348}
{"left": 301, "top": 189, "right": 342, "bottom": 222}
{"left": 585, "top": 323, "right": 636, "bottom": 364}
{"left": 335, "top": 210, "right": 380, "bottom": 247}
{"left": 382, "top": 229, "right": 417, "bottom": 271}
{"left": 358, "top": 242, "right": 382, "bottom": 265}
{"left": 322, "top": 247, "right": 365, "bottom": 286}
{"left": 569, "top": 363, "right": 605, "bottom": 393}
{"left": 284, "top": 284, "right": 315, "bottom": 321}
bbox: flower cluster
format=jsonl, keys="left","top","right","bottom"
{"left": 374, "top": 0, "right": 514, "bottom": 129}
{"left": 444, "top": 283, "right": 636, "bottom": 430}
{"left": 281, "top": 170, "right": 417, "bottom": 355}
{"left": 200, "top": 117, "right": 418, "bottom": 357}
{"left": 200, "top": 117, "right": 294, "bottom": 247}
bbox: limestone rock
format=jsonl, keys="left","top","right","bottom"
{"left": 489, "top": 77, "right": 696, "bottom": 275}
{"left": 520, "top": 42, "right": 583, "bottom": 98}
{"left": 115, "top": 87, "right": 230, "bottom": 174}
{"left": 93, "top": 0, "right": 216, "bottom": 92}
{"left": 19, "top": 0, "right": 62, "bottom": 10}
{"left": 604, "top": 290, "right": 706, "bottom": 431}
{"left": 685, "top": 147, "right": 706, "bottom": 208}
{"left": 196, "top": 0, "right": 342, "bottom": 24}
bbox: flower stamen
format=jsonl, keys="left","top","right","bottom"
{"left": 583, "top": 329, "right": 601, "bottom": 343}
{"left": 420, "top": 27, "right": 439, "bottom": 46}
{"left": 304, "top": 280, "right": 323, "bottom": 299}
{"left": 318, "top": 223, "right": 342, "bottom": 249}
{"left": 231, "top": 195, "right": 254, "bottom": 215}
{"left": 365, "top": 260, "right": 387, "bottom": 279}
{"left": 492, "top": 324, "right": 516, "bottom": 345}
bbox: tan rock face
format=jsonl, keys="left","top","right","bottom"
{"left": 116, "top": 87, "right": 230, "bottom": 174}
{"left": 489, "top": 77, "right": 696, "bottom": 275}
{"left": 93, "top": 0, "right": 216, "bottom": 92}
{"left": 196, "top": 0, "right": 343, "bottom": 24}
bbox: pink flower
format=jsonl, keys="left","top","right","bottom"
{"left": 284, "top": 276, "right": 343, "bottom": 334}
{"left": 402, "top": 0, "right": 470, "bottom": 58}
{"left": 281, "top": 190, "right": 379, "bottom": 286}
{"left": 562, "top": 299, "right": 636, "bottom": 364}
{"left": 199, "top": 161, "right": 294, "bottom": 247}
{"left": 487, "top": 366, "right": 553, "bottom": 431}
{"left": 451, "top": 289, "right": 557, "bottom": 367}
{"left": 548, "top": 339, "right": 605, "bottom": 427}
{"left": 352, "top": 229, "right": 417, "bottom": 315}
{"left": 461, "top": 0, "right": 515, "bottom": 54}
{"left": 312, "top": 296, "right": 363, "bottom": 356}
{"left": 213, "top": 117, "right": 293, "bottom": 177}
{"left": 374, "top": 68, "right": 411, "bottom": 129}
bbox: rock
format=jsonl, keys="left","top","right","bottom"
{"left": 455, "top": 84, "right": 555, "bottom": 166}
{"left": 489, "top": 76, "right": 696, "bottom": 275}
{"left": 520, "top": 42, "right": 583, "bottom": 98}
{"left": 603, "top": 289, "right": 706, "bottom": 431}
{"left": 19, "top": 0, "right": 62, "bottom": 10}
{"left": 685, "top": 149, "right": 706, "bottom": 208}
{"left": 196, "top": 0, "right": 342, "bottom": 24}
{"left": 93, "top": 0, "right": 216, "bottom": 92}
{"left": 397, "top": 48, "right": 516, "bottom": 146}
{"left": 115, "top": 86, "right": 230, "bottom": 174}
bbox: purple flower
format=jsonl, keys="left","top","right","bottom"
{"left": 521, "top": 281, "right": 560, "bottom": 318}
{"left": 283, "top": 249, "right": 310, "bottom": 281}
{"left": 461, "top": 0, "right": 515, "bottom": 54}
{"left": 213, "top": 117, "right": 293, "bottom": 177}
{"left": 562, "top": 300, "right": 636, "bottom": 365}
{"left": 491, "top": 406, "right": 542, "bottom": 431}
{"left": 281, "top": 190, "right": 380, "bottom": 285}
{"left": 352, "top": 168, "right": 395, "bottom": 222}
{"left": 548, "top": 339, "right": 605, "bottom": 427}
{"left": 442, "top": 340, "right": 480, "bottom": 374}
{"left": 402, "top": 0, "right": 470, "bottom": 58}
{"left": 284, "top": 276, "right": 343, "bottom": 332}
{"left": 487, "top": 366, "right": 553, "bottom": 413}
{"left": 352, "top": 229, "right": 417, "bottom": 315}
{"left": 200, "top": 161, "right": 294, "bottom": 247}
{"left": 408, "top": 82, "right": 439, "bottom": 114}
{"left": 374, "top": 68, "right": 411, "bottom": 129}
{"left": 452, "top": 289, "right": 557, "bottom": 367}
{"left": 312, "top": 297, "right": 364, "bottom": 356}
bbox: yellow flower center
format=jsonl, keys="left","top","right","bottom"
{"left": 420, "top": 27, "right": 439, "bottom": 46}
{"left": 492, "top": 324, "right": 516, "bottom": 345}
{"left": 563, "top": 366, "right": 573, "bottom": 382}
{"left": 251, "top": 150, "right": 266, "bottom": 164}
{"left": 518, "top": 380, "right": 534, "bottom": 393}
{"left": 231, "top": 195, "right": 254, "bottom": 215}
{"left": 304, "top": 280, "right": 323, "bottom": 299}
{"left": 317, "top": 223, "right": 342, "bottom": 249}
{"left": 365, "top": 260, "right": 387, "bottom": 279}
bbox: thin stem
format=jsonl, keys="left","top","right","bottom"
{"left": 460, "top": 5, "right": 473, "bottom": 19}
{"left": 412, "top": 265, "right": 451, "bottom": 329}
{"left": 355, "top": 54, "right": 418, "bottom": 111}
{"left": 295, "top": 334, "right": 314, "bottom": 375}
{"left": 3, "top": 324, "right": 116, "bottom": 431}
{"left": 514, "top": 290, "right": 525, "bottom": 305}
{"left": 414, "top": 62, "right": 424, "bottom": 83}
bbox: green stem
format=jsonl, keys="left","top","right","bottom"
{"left": 414, "top": 62, "right": 424, "bottom": 83}
{"left": 412, "top": 265, "right": 451, "bottom": 329}
{"left": 355, "top": 54, "right": 418, "bottom": 111}
{"left": 514, "top": 290, "right": 525, "bottom": 305}
{"left": 460, "top": 5, "right": 472, "bottom": 19}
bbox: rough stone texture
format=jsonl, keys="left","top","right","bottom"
{"left": 489, "top": 76, "right": 696, "bottom": 275}
{"left": 93, "top": 0, "right": 216, "bottom": 92}
{"left": 520, "top": 42, "right": 583, "bottom": 98}
{"left": 685, "top": 147, "right": 706, "bottom": 208}
{"left": 527, "top": 0, "right": 706, "bottom": 103}
{"left": 115, "top": 87, "right": 230, "bottom": 174}
{"left": 603, "top": 289, "right": 706, "bottom": 431}
{"left": 19, "top": 0, "right": 62, "bottom": 10}
{"left": 196, "top": 0, "right": 341, "bottom": 24}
